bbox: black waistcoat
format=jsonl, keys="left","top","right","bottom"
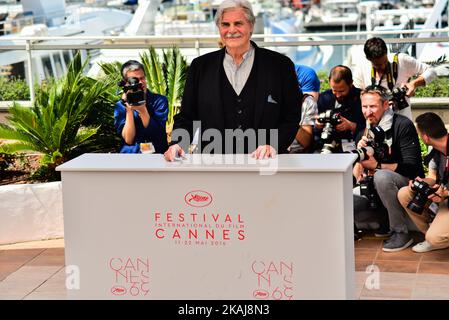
{"left": 219, "top": 59, "right": 257, "bottom": 153}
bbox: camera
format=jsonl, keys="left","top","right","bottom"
{"left": 119, "top": 77, "right": 145, "bottom": 106}
{"left": 359, "top": 175, "right": 381, "bottom": 209}
{"left": 407, "top": 179, "right": 435, "bottom": 214}
{"left": 317, "top": 109, "right": 342, "bottom": 126}
{"left": 390, "top": 86, "right": 409, "bottom": 111}
{"left": 317, "top": 110, "right": 342, "bottom": 154}
{"left": 350, "top": 126, "right": 390, "bottom": 209}
{"left": 347, "top": 126, "right": 389, "bottom": 162}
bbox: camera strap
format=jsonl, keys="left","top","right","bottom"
{"left": 371, "top": 54, "right": 399, "bottom": 91}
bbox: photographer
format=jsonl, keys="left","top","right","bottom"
{"left": 114, "top": 60, "right": 168, "bottom": 153}
{"left": 397, "top": 112, "right": 449, "bottom": 253}
{"left": 353, "top": 86, "right": 423, "bottom": 252}
{"left": 295, "top": 64, "right": 320, "bottom": 101}
{"left": 314, "top": 65, "right": 365, "bottom": 153}
{"left": 354, "top": 37, "right": 436, "bottom": 120}
{"left": 289, "top": 93, "right": 317, "bottom": 153}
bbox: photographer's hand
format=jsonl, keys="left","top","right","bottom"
{"left": 405, "top": 76, "right": 425, "bottom": 97}
{"left": 404, "top": 83, "right": 416, "bottom": 97}
{"left": 122, "top": 97, "right": 136, "bottom": 145}
{"left": 336, "top": 116, "right": 356, "bottom": 133}
{"left": 357, "top": 136, "right": 369, "bottom": 149}
{"left": 314, "top": 115, "right": 324, "bottom": 129}
{"left": 429, "top": 184, "right": 448, "bottom": 203}
{"left": 353, "top": 162, "right": 365, "bottom": 182}
{"left": 130, "top": 103, "right": 150, "bottom": 128}
{"left": 360, "top": 156, "right": 378, "bottom": 171}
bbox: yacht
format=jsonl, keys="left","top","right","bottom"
{"left": 0, "top": 0, "right": 132, "bottom": 82}
{"left": 345, "top": 0, "right": 448, "bottom": 74}
{"left": 88, "top": 0, "right": 333, "bottom": 77}
{"left": 304, "top": 0, "right": 361, "bottom": 30}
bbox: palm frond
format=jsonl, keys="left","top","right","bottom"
{"left": 0, "top": 52, "right": 109, "bottom": 167}
{"left": 0, "top": 141, "right": 43, "bottom": 154}
{"left": 141, "top": 47, "right": 167, "bottom": 95}
{"left": 99, "top": 61, "right": 122, "bottom": 77}
{"left": 71, "top": 126, "right": 100, "bottom": 148}
{"left": 165, "top": 47, "right": 187, "bottom": 127}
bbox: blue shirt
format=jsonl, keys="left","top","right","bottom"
{"left": 114, "top": 91, "right": 168, "bottom": 153}
{"left": 295, "top": 64, "right": 320, "bottom": 93}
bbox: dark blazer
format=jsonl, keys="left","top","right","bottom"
{"left": 355, "top": 114, "right": 424, "bottom": 180}
{"left": 172, "top": 41, "right": 302, "bottom": 154}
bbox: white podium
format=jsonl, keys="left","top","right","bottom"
{"left": 57, "top": 154, "right": 356, "bottom": 300}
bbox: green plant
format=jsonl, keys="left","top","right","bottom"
{"left": 415, "top": 76, "right": 449, "bottom": 98}
{"left": 0, "top": 76, "right": 30, "bottom": 101}
{"left": 141, "top": 46, "right": 187, "bottom": 130}
{"left": 0, "top": 53, "right": 114, "bottom": 180}
{"left": 419, "top": 137, "right": 429, "bottom": 176}
{"left": 80, "top": 75, "right": 122, "bottom": 154}
{"left": 316, "top": 70, "right": 449, "bottom": 98}
{"left": 317, "top": 70, "right": 330, "bottom": 91}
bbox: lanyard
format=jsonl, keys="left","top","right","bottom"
{"left": 370, "top": 54, "right": 399, "bottom": 91}
{"left": 371, "top": 61, "right": 395, "bottom": 90}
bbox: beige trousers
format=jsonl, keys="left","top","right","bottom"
{"left": 398, "top": 186, "right": 449, "bottom": 249}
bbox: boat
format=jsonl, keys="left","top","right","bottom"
{"left": 265, "top": 7, "right": 334, "bottom": 70}
{"left": 0, "top": 0, "right": 133, "bottom": 82}
{"left": 88, "top": 0, "right": 333, "bottom": 77}
{"left": 304, "top": 0, "right": 361, "bottom": 30}
{"left": 345, "top": 0, "right": 448, "bottom": 73}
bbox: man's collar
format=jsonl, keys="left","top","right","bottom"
{"left": 225, "top": 42, "right": 254, "bottom": 59}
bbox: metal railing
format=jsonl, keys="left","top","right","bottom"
{"left": 1, "top": 27, "right": 449, "bottom": 103}
{"left": 2, "top": 27, "right": 449, "bottom": 49}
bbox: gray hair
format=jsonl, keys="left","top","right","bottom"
{"left": 361, "top": 85, "right": 389, "bottom": 104}
{"left": 121, "top": 60, "right": 145, "bottom": 79}
{"left": 214, "top": 0, "right": 256, "bottom": 27}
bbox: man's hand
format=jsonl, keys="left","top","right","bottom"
{"left": 408, "top": 177, "right": 419, "bottom": 190}
{"left": 408, "top": 177, "right": 437, "bottom": 191}
{"left": 314, "top": 116, "right": 324, "bottom": 129}
{"left": 405, "top": 82, "right": 418, "bottom": 97}
{"left": 124, "top": 102, "right": 150, "bottom": 128}
{"left": 428, "top": 184, "right": 448, "bottom": 203}
{"left": 357, "top": 136, "right": 369, "bottom": 149}
{"left": 125, "top": 101, "right": 147, "bottom": 113}
{"left": 353, "top": 162, "right": 365, "bottom": 182}
{"left": 251, "top": 145, "right": 277, "bottom": 159}
{"left": 360, "top": 156, "right": 378, "bottom": 171}
{"left": 164, "top": 144, "right": 185, "bottom": 162}
{"left": 335, "top": 116, "right": 356, "bottom": 133}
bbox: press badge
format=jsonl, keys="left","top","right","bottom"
{"left": 341, "top": 139, "right": 356, "bottom": 152}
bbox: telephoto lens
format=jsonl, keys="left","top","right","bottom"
{"left": 346, "top": 146, "right": 374, "bottom": 162}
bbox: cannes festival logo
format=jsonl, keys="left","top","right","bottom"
{"left": 184, "top": 190, "right": 213, "bottom": 207}
{"left": 111, "top": 286, "right": 127, "bottom": 296}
